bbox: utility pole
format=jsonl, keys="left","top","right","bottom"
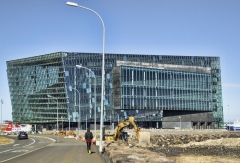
{"left": 0, "top": 99, "right": 3, "bottom": 132}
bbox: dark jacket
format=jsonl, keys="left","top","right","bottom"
{"left": 85, "top": 129, "right": 93, "bottom": 140}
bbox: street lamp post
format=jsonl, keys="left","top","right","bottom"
{"left": 228, "top": 105, "right": 229, "bottom": 124}
{"left": 68, "top": 114, "right": 70, "bottom": 131}
{"left": 117, "top": 113, "right": 119, "bottom": 124}
{"left": 0, "top": 99, "right": 3, "bottom": 132}
{"left": 113, "top": 112, "right": 119, "bottom": 131}
{"left": 61, "top": 116, "right": 63, "bottom": 131}
{"left": 228, "top": 105, "right": 229, "bottom": 130}
{"left": 47, "top": 94, "right": 59, "bottom": 143}
{"left": 76, "top": 65, "right": 97, "bottom": 138}
{"left": 69, "top": 86, "right": 81, "bottom": 131}
{"left": 179, "top": 116, "right": 181, "bottom": 129}
{"left": 66, "top": 2, "right": 105, "bottom": 153}
{"left": 110, "top": 114, "right": 111, "bottom": 130}
{"left": 86, "top": 114, "right": 87, "bottom": 130}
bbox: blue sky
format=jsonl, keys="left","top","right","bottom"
{"left": 0, "top": 0, "right": 239, "bottom": 122}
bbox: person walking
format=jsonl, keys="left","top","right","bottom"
{"left": 85, "top": 128, "right": 93, "bottom": 154}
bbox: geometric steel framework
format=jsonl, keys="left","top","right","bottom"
{"left": 6, "top": 52, "right": 223, "bottom": 128}
{"left": 119, "top": 66, "right": 213, "bottom": 112}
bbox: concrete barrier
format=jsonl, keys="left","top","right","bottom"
{"left": 138, "top": 132, "right": 150, "bottom": 144}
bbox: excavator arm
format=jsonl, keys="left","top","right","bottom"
{"left": 113, "top": 116, "right": 141, "bottom": 141}
{"left": 128, "top": 116, "right": 141, "bottom": 139}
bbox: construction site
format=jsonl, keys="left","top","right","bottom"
{"left": 1, "top": 116, "right": 240, "bottom": 163}
{"left": 102, "top": 129, "right": 240, "bottom": 163}
{"left": 42, "top": 117, "right": 240, "bottom": 163}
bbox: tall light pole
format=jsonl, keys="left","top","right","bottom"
{"left": 116, "top": 112, "right": 119, "bottom": 124}
{"left": 86, "top": 114, "right": 87, "bottom": 130}
{"left": 110, "top": 114, "right": 111, "bottom": 130}
{"left": 69, "top": 86, "right": 81, "bottom": 131}
{"left": 76, "top": 65, "right": 96, "bottom": 137}
{"left": 47, "top": 95, "right": 59, "bottom": 143}
{"left": 61, "top": 116, "right": 63, "bottom": 131}
{"left": 179, "top": 116, "right": 181, "bottom": 129}
{"left": 228, "top": 105, "right": 229, "bottom": 124}
{"left": 0, "top": 99, "right": 3, "bottom": 132}
{"left": 113, "top": 112, "right": 119, "bottom": 131}
{"left": 68, "top": 114, "right": 70, "bottom": 131}
{"left": 66, "top": 2, "right": 105, "bottom": 153}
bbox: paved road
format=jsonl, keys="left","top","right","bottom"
{"left": 0, "top": 135, "right": 54, "bottom": 162}
{"left": 0, "top": 134, "right": 106, "bottom": 163}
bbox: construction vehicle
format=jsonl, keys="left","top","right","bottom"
{"left": 105, "top": 116, "right": 141, "bottom": 141}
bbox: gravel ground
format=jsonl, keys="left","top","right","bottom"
{"left": 142, "top": 130, "right": 240, "bottom": 163}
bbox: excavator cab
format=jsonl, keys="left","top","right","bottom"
{"left": 121, "top": 132, "right": 128, "bottom": 141}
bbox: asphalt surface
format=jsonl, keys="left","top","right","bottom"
{"left": 0, "top": 134, "right": 106, "bottom": 163}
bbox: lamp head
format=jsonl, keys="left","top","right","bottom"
{"left": 76, "top": 65, "right": 82, "bottom": 69}
{"left": 69, "top": 86, "right": 73, "bottom": 91}
{"left": 66, "top": 2, "right": 78, "bottom": 7}
{"left": 47, "top": 94, "right": 53, "bottom": 98}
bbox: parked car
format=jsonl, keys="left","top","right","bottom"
{"left": 18, "top": 131, "right": 28, "bottom": 140}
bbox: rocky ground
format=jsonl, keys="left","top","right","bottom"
{"left": 103, "top": 131, "right": 240, "bottom": 163}
{"left": 147, "top": 132, "right": 240, "bottom": 163}
{"left": 103, "top": 140, "right": 176, "bottom": 163}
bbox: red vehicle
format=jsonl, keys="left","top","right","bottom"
{"left": 1, "top": 122, "right": 31, "bottom": 134}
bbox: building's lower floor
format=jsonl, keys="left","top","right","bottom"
{"left": 29, "top": 109, "right": 222, "bottom": 132}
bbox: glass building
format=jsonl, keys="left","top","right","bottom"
{"left": 6, "top": 52, "right": 223, "bottom": 129}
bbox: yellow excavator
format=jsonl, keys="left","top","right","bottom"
{"left": 105, "top": 116, "right": 141, "bottom": 141}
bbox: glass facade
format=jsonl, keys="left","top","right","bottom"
{"left": 7, "top": 53, "right": 66, "bottom": 124}
{"left": 6, "top": 52, "right": 223, "bottom": 128}
{"left": 120, "top": 66, "right": 212, "bottom": 111}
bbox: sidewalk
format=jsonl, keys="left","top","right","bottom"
{"left": 44, "top": 134, "right": 106, "bottom": 163}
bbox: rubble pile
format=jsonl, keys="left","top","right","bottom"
{"left": 58, "top": 130, "right": 66, "bottom": 136}
{"left": 55, "top": 130, "right": 76, "bottom": 137}
{"left": 148, "top": 132, "right": 240, "bottom": 158}
{"left": 102, "top": 132, "right": 240, "bottom": 162}
{"left": 103, "top": 140, "right": 176, "bottom": 163}
{"left": 66, "top": 130, "right": 76, "bottom": 137}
